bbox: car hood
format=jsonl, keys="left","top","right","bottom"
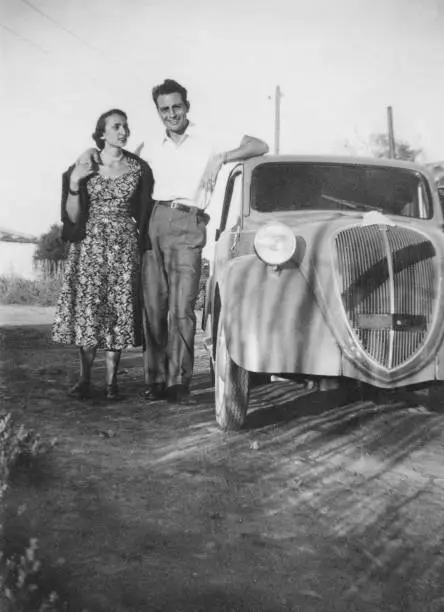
{"left": 244, "top": 209, "right": 444, "bottom": 264}
{"left": 229, "top": 209, "right": 444, "bottom": 380}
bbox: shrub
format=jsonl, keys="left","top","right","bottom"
{"left": 0, "top": 415, "right": 54, "bottom": 480}
{"left": 33, "top": 225, "right": 68, "bottom": 275}
{"left": 0, "top": 276, "right": 62, "bottom": 307}
{"left": 0, "top": 414, "right": 66, "bottom": 612}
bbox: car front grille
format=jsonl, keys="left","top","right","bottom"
{"left": 335, "top": 225, "right": 437, "bottom": 369}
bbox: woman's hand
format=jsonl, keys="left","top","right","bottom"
{"left": 134, "top": 142, "right": 145, "bottom": 156}
{"left": 70, "top": 148, "right": 100, "bottom": 186}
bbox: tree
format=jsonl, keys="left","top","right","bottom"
{"left": 369, "top": 133, "right": 422, "bottom": 162}
{"left": 33, "top": 224, "right": 68, "bottom": 276}
{"left": 426, "top": 161, "right": 444, "bottom": 188}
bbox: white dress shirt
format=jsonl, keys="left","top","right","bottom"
{"left": 143, "top": 122, "right": 221, "bottom": 210}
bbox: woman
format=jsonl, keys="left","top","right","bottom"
{"left": 52, "top": 109, "right": 153, "bottom": 400}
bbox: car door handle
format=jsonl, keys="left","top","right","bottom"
{"left": 231, "top": 227, "right": 240, "bottom": 252}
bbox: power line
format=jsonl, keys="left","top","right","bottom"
{"left": 0, "top": 22, "right": 49, "bottom": 54}
{"left": 18, "top": 0, "right": 148, "bottom": 89}
{"left": 5, "top": 0, "right": 147, "bottom": 96}
{"left": 274, "top": 85, "right": 282, "bottom": 155}
{"left": 19, "top": 0, "right": 105, "bottom": 57}
{"left": 1, "top": 22, "right": 121, "bottom": 98}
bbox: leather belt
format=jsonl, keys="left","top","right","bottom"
{"left": 157, "top": 200, "right": 199, "bottom": 214}
{"left": 156, "top": 200, "right": 210, "bottom": 223}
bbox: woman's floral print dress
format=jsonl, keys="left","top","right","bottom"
{"left": 53, "top": 158, "right": 141, "bottom": 350}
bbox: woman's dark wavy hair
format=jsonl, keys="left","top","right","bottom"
{"left": 92, "top": 109, "right": 129, "bottom": 150}
{"left": 152, "top": 79, "right": 190, "bottom": 110}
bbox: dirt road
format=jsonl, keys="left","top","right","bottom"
{"left": 0, "top": 304, "right": 55, "bottom": 326}
{"left": 1, "top": 316, "right": 444, "bottom": 611}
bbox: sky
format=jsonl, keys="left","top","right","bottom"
{"left": 1, "top": 0, "right": 444, "bottom": 236}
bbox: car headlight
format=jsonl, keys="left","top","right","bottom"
{"left": 254, "top": 222, "right": 297, "bottom": 266}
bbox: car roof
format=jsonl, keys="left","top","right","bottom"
{"left": 242, "top": 154, "right": 430, "bottom": 174}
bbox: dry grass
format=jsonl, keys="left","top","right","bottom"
{"left": 0, "top": 276, "right": 62, "bottom": 307}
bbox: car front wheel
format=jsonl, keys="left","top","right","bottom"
{"left": 215, "top": 317, "right": 250, "bottom": 431}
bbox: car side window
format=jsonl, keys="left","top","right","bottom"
{"left": 439, "top": 189, "right": 444, "bottom": 217}
{"left": 220, "top": 172, "right": 242, "bottom": 233}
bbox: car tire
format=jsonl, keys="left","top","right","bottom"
{"left": 400, "top": 383, "right": 444, "bottom": 412}
{"left": 339, "top": 380, "right": 382, "bottom": 405}
{"left": 339, "top": 380, "right": 364, "bottom": 404}
{"left": 215, "top": 317, "right": 250, "bottom": 431}
{"left": 209, "top": 358, "right": 215, "bottom": 387}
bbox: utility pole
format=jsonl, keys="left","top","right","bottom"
{"left": 387, "top": 106, "right": 396, "bottom": 159}
{"left": 274, "top": 85, "right": 282, "bottom": 154}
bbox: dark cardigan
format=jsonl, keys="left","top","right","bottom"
{"left": 60, "top": 150, "right": 154, "bottom": 252}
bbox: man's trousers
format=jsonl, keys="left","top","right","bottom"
{"left": 141, "top": 203, "right": 207, "bottom": 388}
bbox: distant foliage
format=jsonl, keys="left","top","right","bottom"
{"left": 370, "top": 133, "right": 422, "bottom": 162}
{"left": 33, "top": 226, "right": 68, "bottom": 277}
{"left": 0, "top": 276, "right": 62, "bottom": 306}
{"left": 426, "top": 161, "right": 444, "bottom": 188}
{"left": 195, "top": 258, "right": 210, "bottom": 311}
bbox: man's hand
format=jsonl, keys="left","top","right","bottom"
{"left": 199, "top": 153, "right": 226, "bottom": 194}
{"left": 134, "top": 142, "right": 145, "bottom": 156}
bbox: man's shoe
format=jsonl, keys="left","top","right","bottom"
{"left": 67, "top": 380, "right": 90, "bottom": 399}
{"left": 144, "top": 383, "right": 167, "bottom": 401}
{"left": 167, "top": 384, "right": 197, "bottom": 405}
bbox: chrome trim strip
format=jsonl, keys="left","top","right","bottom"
{"left": 381, "top": 226, "right": 395, "bottom": 369}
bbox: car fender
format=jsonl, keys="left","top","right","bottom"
{"left": 219, "top": 255, "right": 342, "bottom": 374}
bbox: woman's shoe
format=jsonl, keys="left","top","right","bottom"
{"left": 105, "top": 383, "right": 119, "bottom": 401}
{"left": 67, "top": 380, "right": 90, "bottom": 399}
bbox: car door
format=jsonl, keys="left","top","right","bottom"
{"left": 213, "top": 166, "right": 243, "bottom": 284}
{"left": 202, "top": 166, "right": 243, "bottom": 340}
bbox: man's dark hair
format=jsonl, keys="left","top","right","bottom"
{"left": 152, "top": 79, "right": 190, "bottom": 110}
{"left": 92, "top": 109, "right": 128, "bottom": 150}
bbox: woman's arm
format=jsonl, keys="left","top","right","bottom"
{"left": 64, "top": 160, "right": 95, "bottom": 223}
{"left": 66, "top": 174, "right": 81, "bottom": 223}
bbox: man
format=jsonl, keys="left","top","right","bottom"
{"left": 142, "top": 79, "right": 268, "bottom": 404}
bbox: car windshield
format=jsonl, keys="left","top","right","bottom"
{"left": 250, "top": 162, "right": 432, "bottom": 219}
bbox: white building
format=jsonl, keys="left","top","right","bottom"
{"left": 0, "top": 228, "right": 38, "bottom": 280}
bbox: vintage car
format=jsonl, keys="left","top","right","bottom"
{"left": 201, "top": 155, "right": 444, "bottom": 431}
